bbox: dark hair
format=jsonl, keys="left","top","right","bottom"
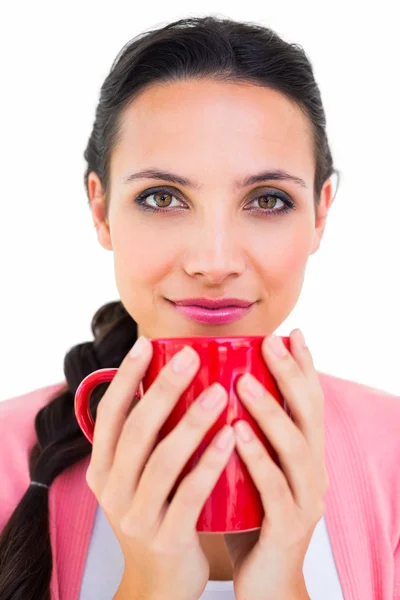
{"left": 0, "top": 15, "right": 339, "bottom": 599}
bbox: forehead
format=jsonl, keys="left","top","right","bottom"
{"left": 111, "top": 79, "right": 314, "bottom": 185}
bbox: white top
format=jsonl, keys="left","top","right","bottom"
{"left": 79, "top": 503, "right": 344, "bottom": 599}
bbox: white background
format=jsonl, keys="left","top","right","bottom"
{"left": 0, "top": 1, "right": 399, "bottom": 401}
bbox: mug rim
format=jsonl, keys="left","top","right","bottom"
{"left": 147, "top": 334, "right": 288, "bottom": 343}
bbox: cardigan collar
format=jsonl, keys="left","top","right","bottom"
{"left": 48, "top": 373, "right": 379, "bottom": 600}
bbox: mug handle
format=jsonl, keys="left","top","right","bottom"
{"left": 74, "top": 368, "right": 142, "bottom": 444}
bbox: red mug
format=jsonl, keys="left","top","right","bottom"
{"left": 74, "top": 335, "right": 292, "bottom": 533}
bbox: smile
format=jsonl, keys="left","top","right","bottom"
{"left": 168, "top": 301, "right": 255, "bottom": 325}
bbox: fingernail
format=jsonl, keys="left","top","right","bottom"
{"left": 200, "top": 384, "right": 225, "bottom": 410}
{"left": 129, "top": 336, "right": 149, "bottom": 359}
{"left": 214, "top": 425, "right": 234, "bottom": 450}
{"left": 171, "top": 346, "right": 198, "bottom": 373}
{"left": 234, "top": 420, "right": 254, "bottom": 442}
{"left": 295, "top": 328, "right": 307, "bottom": 347}
{"left": 241, "top": 373, "right": 264, "bottom": 399}
{"left": 266, "top": 334, "right": 288, "bottom": 358}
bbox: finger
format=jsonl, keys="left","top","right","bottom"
{"left": 279, "top": 330, "right": 326, "bottom": 462}
{"left": 232, "top": 420, "right": 295, "bottom": 538}
{"left": 288, "top": 330, "right": 327, "bottom": 489}
{"left": 236, "top": 377, "right": 319, "bottom": 508}
{"left": 234, "top": 424, "right": 324, "bottom": 548}
{"left": 159, "top": 423, "right": 236, "bottom": 546}
{"left": 261, "top": 334, "right": 320, "bottom": 437}
{"left": 87, "top": 336, "right": 153, "bottom": 493}
{"left": 289, "top": 329, "right": 325, "bottom": 412}
{"left": 129, "top": 383, "right": 228, "bottom": 535}
{"left": 108, "top": 345, "right": 201, "bottom": 508}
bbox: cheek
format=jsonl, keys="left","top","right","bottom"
{"left": 112, "top": 218, "right": 177, "bottom": 282}
{"left": 257, "top": 227, "right": 311, "bottom": 286}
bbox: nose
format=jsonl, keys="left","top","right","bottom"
{"left": 182, "top": 215, "right": 246, "bottom": 284}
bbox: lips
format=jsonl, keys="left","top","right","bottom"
{"left": 172, "top": 297, "right": 254, "bottom": 309}
{"left": 168, "top": 299, "right": 255, "bottom": 325}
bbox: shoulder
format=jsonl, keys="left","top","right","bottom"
{"left": 0, "top": 382, "right": 67, "bottom": 529}
{"left": 0, "top": 381, "right": 68, "bottom": 448}
{"left": 319, "top": 370, "right": 400, "bottom": 491}
{"left": 318, "top": 370, "right": 400, "bottom": 437}
{"left": 318, "top": 371, "right": 400, "bottom": 547}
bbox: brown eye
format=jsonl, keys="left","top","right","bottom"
{"left": 133, "top": 188, "right": 184, "bottom": 213}
{"left": 153, "top": 191, "right": 173, "bottom": 207}
{"left": 257, "top": 194, "right": 281, "bottom": 210}
{"left": 134, "top": 186, "right": 295, "bottom": 217}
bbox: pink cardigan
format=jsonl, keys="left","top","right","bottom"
{"left": 1, "top": 372, "right": 400, "bottom": 599}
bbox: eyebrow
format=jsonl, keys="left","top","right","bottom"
{"left": 121, "top": 167, "right": 307, "bottom": 190}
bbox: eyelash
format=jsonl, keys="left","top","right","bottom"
{"left": 133, "top": 186, "right": 296, "bottom": 217}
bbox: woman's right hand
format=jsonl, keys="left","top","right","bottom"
{"left": 85, "top": 336, "right": 236, "bottom": 600}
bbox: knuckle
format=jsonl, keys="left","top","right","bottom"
{"left": 202, "top": 443, "right": 226, "bottom": 472}
{"left": 157, "top": 366, "right": 182, "bottom": 394}
{"left": 262, "top": 398, "right": 279, "bottom": 418}
{"left": 179, "top": 473, "right": 206, "bottom": 508}
{"left": 206, "top": 444, "right": 226, "bottom": 467}
{"left": 185, "top": 404, "right": 206, "bottom": 430}
{"left": 121, "top": 412, "right": 145, "bottom": 444}
{"left": 276, "top": 364, "right": 301, "bottom": 388}
{"left": 98, "top": 487, "right": 115, "bottom": 514}
{"left": 179, "top": 451, "right": 221, "bottom": 506}
{"left": 251, "top": 445, "right": 268, "bottom": 468}
{"left": 148, "top": 442, "right": 176, "bottom": 480}
{"left": 272, "top": 351, "right": 292, "bottom": 371}
{"left": 285, "top": 374, "right": 304, "bottom": 395}
{"left": 271, "top": 473, "right": 288, "bottom": 499}
{"left": 288, "top": 436, "right": 308, "bottom": 463}
{"left": 85, "top": 463, "right": 102, "bottom": 493}
{"left": 119, "top": 514, "right": 142, "bottom": 538}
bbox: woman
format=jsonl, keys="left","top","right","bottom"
{"left": 0, "top": 14, "right": 399, "bottom": 600}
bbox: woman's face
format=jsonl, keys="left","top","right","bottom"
{"left": 88, "top": 78, "right": 334, "bottom": 338}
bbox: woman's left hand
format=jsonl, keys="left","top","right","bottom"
{"left": 224, "top": 329, "right": 330, "bottom": 600}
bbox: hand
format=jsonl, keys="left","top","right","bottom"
{"left": 86, "top": 337, "right": 235, "bottom": 600}
{"left": 224, "top": 329, "right": 329, "bottom": 600}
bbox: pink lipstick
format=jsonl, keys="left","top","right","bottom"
{"left": 168, "top": 297, "right": 255, "bottom": 325}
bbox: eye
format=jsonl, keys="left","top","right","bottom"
{"left": 134, "top": 189, "right": 182, "bottom": 212}
{"left": 247, "top": 191, "right": 295, "bottom": 217}
{"left": 133, "top": 186, "right": 296, "bottom": 217}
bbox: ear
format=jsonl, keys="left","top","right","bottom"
{"left": 310, "top": 178, "right": 335, "bottom": 255}
{"left": 87, "top": 172, "right": 113, "bottom": 251}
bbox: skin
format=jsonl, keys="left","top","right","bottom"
{"left": 88, "top": 78, "right": 334, "bottom": 580}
